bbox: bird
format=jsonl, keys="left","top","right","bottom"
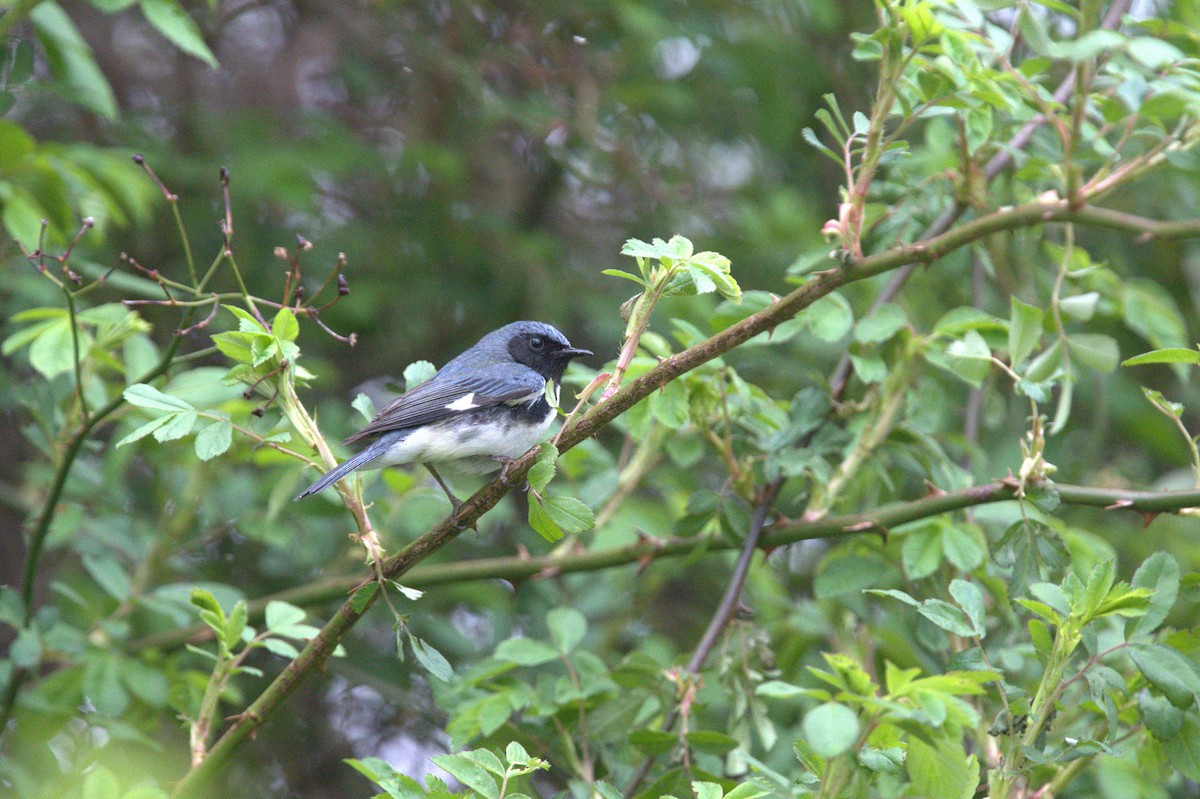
{"left": 294, "top": 321, "right": 592, "bottom": 512}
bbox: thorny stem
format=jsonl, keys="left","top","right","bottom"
{"left": 129, "top": 479, "right": 1200, "bottom": 655}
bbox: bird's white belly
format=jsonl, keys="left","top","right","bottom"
{"left": 373, "top": 404, "right": 556, "bottom": 474}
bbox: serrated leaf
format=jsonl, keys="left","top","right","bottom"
{"left": 1069, "top": 334, "right": 1119, "bottom": 373}
{"left": 528, "top": 443, "right": 558, "bottom": 493}
{"left": 802, "top": 702, "right": 859, "bottom": 758}
{"left": 506, "top": 741, "right": 532, "bottom": 766}
{"left": 601, "top": 269, "right": 648, "bottom": 287}
{"left": 432, "top": 754, "right": 499, "bottom": 799}
{"left": 495, "top": 636, "right": 558, "bottom": 666}
{"left": 404, "top": 360, "right": 436, "bottom": 390}
{"left": 224, "top": 601, "right": 247, "bottom": 650}
{"left": 349, "top": 582, "right": 379, "bottom": 613}
{"left": 152, "top": 410, "right": 197, "bottom": 442}
{"left": 195, "top": 417, "right": 232, "bottom": 461}
{"left": 1009, "top": 296, "right": 1044, "bottom": 367}
{"left": 1131, "top": 552, "right": 1181, "bottom": 638}
{"left": 261, "top": 637, "right": 300, "bottom": 659}
{"left": 854, "top": 303, "right": 907, "bottom": 344}
{"left": 918, "top": 599, "right": 977, "bottom": 638}
{"left": 30, "top": 3, "right": 118, "bottom": 118}
{"left": 1122, "top": 347, "right": 1200, "bottom": 367}
{"left": 410, "top": 635, "right": 453, "bottom": 681}
{"left": 115, "top": 415, "right": 173, "bottom": 448}
{"left": 547, "top": 607, "right": 586, "bottom": 654}
{"left": 271, "top": 306, "right": 299, "bottom": 343}
{"left": 138, "top": 0, "right": 217, "bottom": 67}
{"left": 124, "top": 383, "right": 194, "bottom": 412}
{"left": 264, "top": 601, "right": 307, "bottom": 633}
{"left": 542, "top": 495, "right": 594, "bottom": 534}
{"left": 527, "top": 495, "right": 564, "bottom": 542}
{"left": 949, "top": 579, "right": 985, "bottom": 638}
{"left": 1130, "top": 644, "right": 1200, "bottom": 709}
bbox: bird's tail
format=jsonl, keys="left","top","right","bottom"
{"left": 293, "top": 440, "right": 387, "bottom": 501}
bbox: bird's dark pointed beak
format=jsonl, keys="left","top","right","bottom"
{"left": 557, "top": 346, "right": 593, "bottom": 359}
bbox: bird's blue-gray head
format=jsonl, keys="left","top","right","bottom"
{"left": 446, "top": 321, "right": 592, "bottom": 383}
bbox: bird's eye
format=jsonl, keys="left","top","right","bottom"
{"left": 529, "top": 337, "right": 545, "bottom": 350}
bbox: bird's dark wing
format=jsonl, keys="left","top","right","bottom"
{"left": 344, "top": 367, "right": 545, "bottom": 443}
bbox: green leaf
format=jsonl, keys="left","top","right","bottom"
{"left": 1163, "top": 710, "right": 1200, "bottom": 781}
{"left": 351, "top": 392, "right": 375, "bottom": 422}
{"left": 124, "top": 383, "right": 194, "bottom": 412}
{"left": 212, "top": 331, "right": 256, "bottom": 364}
{"left": 82, "top": 553, "right": 132, "bottom": 601}
{"left": 349, "top": 582, "right": 379, "bottom": 613}
{"left": 1008, "top": 296, "right": 1044, "bottom": 368}
{"left": 941, "top": 524, "right": 985, "bottom": 572}
{"left": 907, "top": 736, "right": 978, "bottom": 799}
{"left": 10, "top": 627, "right": 41, "bottom": 668}
{"left": 802, "top": 702, "right": 860, "bottom": 758}
{"left": 918, "top": 599, "right": 977, "bottom": 638}
{"left": 806, "top": 293, "right": 854, "bottom": 342}
{"left": 27, "top": 318, "right": 77, "bottom": 379}
{"left": 261, "top": 638, "right": 299, "bottom": 659}
{"left": 630, "top": 729, "right": 678, "bottom": 756}
{"left": 82, "top": 765, "right": 120, "bottom": 799}
{"left": 115, "top": 415, "right": 173, "bottom": 448}
{"left": 432, "top": 754, "right": 499, "bottom": 799}
{"left": 547, "top": 607, "right": 586, "bottom": 654}
{"left": 685, "top": 731, "right": 741, "bottom": 755}
{"left": 195, "top": 417, "right": 232, "bottom": 461}
{"left": 865, "top": 588, "right": 919, "bottom": 606}
{"left": 541, "top": 495, "right": 594, "bottom": 534}
{"left": 138, "top": 0, "right": 218, "bottom": 68}
{"left": 224, "top": 304, "right": 268, "bottom": 333}
{"left": 495, "top": 636, "right": 559, "bottom": 666}
{"left": 224, "top": 601, "right": 247, "bottom": 650}
{"left": 271, "top": 306, "right": 299, "bottom": 343}
{"left": 942, "top": 330, "right": 993, "bottom": 387}
{"left": 264, "top": 601, "right": 307, "bottom": 635}
{"left": 858, "top": 747, "right": 905, "bottom": 774}
{"left": 30, "top": 2, "right": 118, "bottom": 118}
{"left": 1131, "top": 644, "right": 1200, "bottom": 709}
{"left": 601, "top": 269, "right": 648, "bottom": 287}
{"left": 1141, "top": 692, "right": 1184, "bottom": 742}
{"left": 853, "top": 303, "right": 907, "bottom": 344}
{"left": 505, "top": 741, "right": 532, "bottom": 766}
{"left": 345, "top": 756, "right": 423, "bottom": 799}
{"left": 949, "top": 579, "right": 985, "bottom": 638}
{"left": 693, "top": 782, "right": 723, "bottom": 799}
{"left": 1068, "top": 334, "right": 1119, "bottom": 373}
{"left": 902, "top": 525, "right": 942, "bottom": 580}
{"left": 410, "top": 635, "right": 454, "bottom": 681}
{"left": 527, "top": 495, "right": 564, "bottom": 542}
{"left": 1131, "top": 552, "right": 1181, "bottom": 638}
{"left": 528, "top": 442, "right": 558, "bottom": 493}
{"left": 404, "top": 360, "right": 437, "bottom": 390}
{"left": 1122, "top": 347, "right": 1200, "bottom": 367}
{"left": 152, "top": 410, "right": 197, "bottom": 442}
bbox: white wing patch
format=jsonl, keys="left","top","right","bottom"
{"left": 444, "top": 392, "right": 479, "bottom": 411}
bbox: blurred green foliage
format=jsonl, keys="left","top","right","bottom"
{"left": 5, "top": 1, "right": 1200, "bottom": 798}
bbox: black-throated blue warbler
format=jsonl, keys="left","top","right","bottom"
{"left": 294, "top": 321, "right": 592, "bottom": 507}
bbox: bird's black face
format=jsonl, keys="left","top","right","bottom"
{"left": 507, "top": 328, "right": 592, "bottom": 382}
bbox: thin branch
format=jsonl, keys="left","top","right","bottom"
{"left": 131, "top": 479, "right": 1200, "bottom": 655}
{"left": 624, "top": 478, "right": 783, "bottom": 798}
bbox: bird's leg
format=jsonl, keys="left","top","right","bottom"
{"left": 491, "top": 455, "right": 520, "bottom": 487}
{"left": 426, "top": 464, "right": 474, "bottom": 530}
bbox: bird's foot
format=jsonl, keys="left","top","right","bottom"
{"left": 492, "top": 455, "right": 521, "bottom": 487}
